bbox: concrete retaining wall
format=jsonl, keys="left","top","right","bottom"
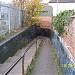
{"left": 0, "top": 25, "right": 36, "bottom": 63}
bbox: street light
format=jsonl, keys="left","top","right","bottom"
{"left": 57, "top": 0, "right": 58, "bottom": 14}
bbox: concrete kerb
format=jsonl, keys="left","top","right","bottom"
{"left": 25, "top": 39, "right": 43, "bottom": 75}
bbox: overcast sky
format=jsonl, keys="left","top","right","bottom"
{"left": 0, "top": 0, "right": 50, "bottom": 3}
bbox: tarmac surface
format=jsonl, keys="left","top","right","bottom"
{"left": 31, "top": 38, "right": 58, "bottom": 75}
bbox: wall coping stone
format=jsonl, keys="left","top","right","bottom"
{"left": 0, "top": 29, "right": 26, "bottom": 47}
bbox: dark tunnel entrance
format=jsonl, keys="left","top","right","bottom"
{"left": 35, "top": 25, "right": 54, "bottom": 40}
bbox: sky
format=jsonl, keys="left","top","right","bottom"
{"left": 0, "top": 0, "right": 50, "bottom": 3}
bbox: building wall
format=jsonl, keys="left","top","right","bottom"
{"left": 9, "top": 7, "right": 21, "bottom": 30}
{"left": 0, "top": 2, "right": 22, "bottom": 35}
{"left": 63, "top": 16, "right": 75, "bottom": 60}
{"left": 49, "top": 3, "right": 75, "bottom": 16}
{"left": 39, "top": 5, "right": 53, "bottom": 29}
{"left": 38, "top": 16, "right": 52, "bottom": 29}
{"left": 0, "top": 3, "right": 9, "bottom": 35}
{"left": 40, "top": 5, "right": 53, "bottom": 17}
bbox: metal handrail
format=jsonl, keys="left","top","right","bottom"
{"left": 2, "top": 39, "right": 37, "bottom": 75}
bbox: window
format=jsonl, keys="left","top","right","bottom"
{"left": 1, "top": 15, "right": 5, "bottom": 19}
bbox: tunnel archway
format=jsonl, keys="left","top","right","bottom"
{"left": 35, "top": 25, "right": 54, "bottom": 40}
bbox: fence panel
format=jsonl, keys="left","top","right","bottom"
{"left": 0, "top": 2, "right": 22, "bottom": 35}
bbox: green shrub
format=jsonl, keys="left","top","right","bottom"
{"left": 52, "top": 10, "right": 74, "bottom": 36}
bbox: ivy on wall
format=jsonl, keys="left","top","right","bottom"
{"left": 52, "top": 10, "right": 74, "bottom": 36}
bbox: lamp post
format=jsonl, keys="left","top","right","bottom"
{"left": 57, "top": 0, "right": 58, "bottom": 14}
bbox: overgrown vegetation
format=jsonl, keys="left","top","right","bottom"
{"left": 52, "top": 10, "right": 74, "bottom": 36}
{"left": 0, "top": 29, "right": 22, "bottom": 42}
{"left": 25, "top": 0, "right": 44, "bottom": 26}
{"left": 13, "top": 0, "right": 44, "bottom": 26}
{"left": 50, "top": 42, "right": 62, "bottom": 75}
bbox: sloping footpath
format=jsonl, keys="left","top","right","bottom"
{"left": 31, "top": 38, "right": 58, "bottom": 75}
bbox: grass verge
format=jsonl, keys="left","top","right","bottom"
{"left": 49, "top": 41, "right": 62, "bottom": 75}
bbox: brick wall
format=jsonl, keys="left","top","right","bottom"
{"left": 38, "top": 16, "right": 52, "bottom": 30}
{"left": 63, "top": 16, "right": 75, "bottom": 61}
{"left": 51, "top": 15, "right": 75, "bottom": 75}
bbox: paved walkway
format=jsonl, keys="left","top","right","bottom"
{"left": 31, "top": 38, "right": 58, "bottom": 75}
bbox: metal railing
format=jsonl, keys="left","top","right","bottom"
{"left": 2, "top": 39, "right": 38, "bottom": 75}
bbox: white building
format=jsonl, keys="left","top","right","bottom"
{"left": 0, "top": 2, "right": 21, "bottom": 35}
{"left": 0, "top": 2, "right": 9, "bottom": 35}
{"left": 49, "top": 0, "right": 75, "bottom": 16}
